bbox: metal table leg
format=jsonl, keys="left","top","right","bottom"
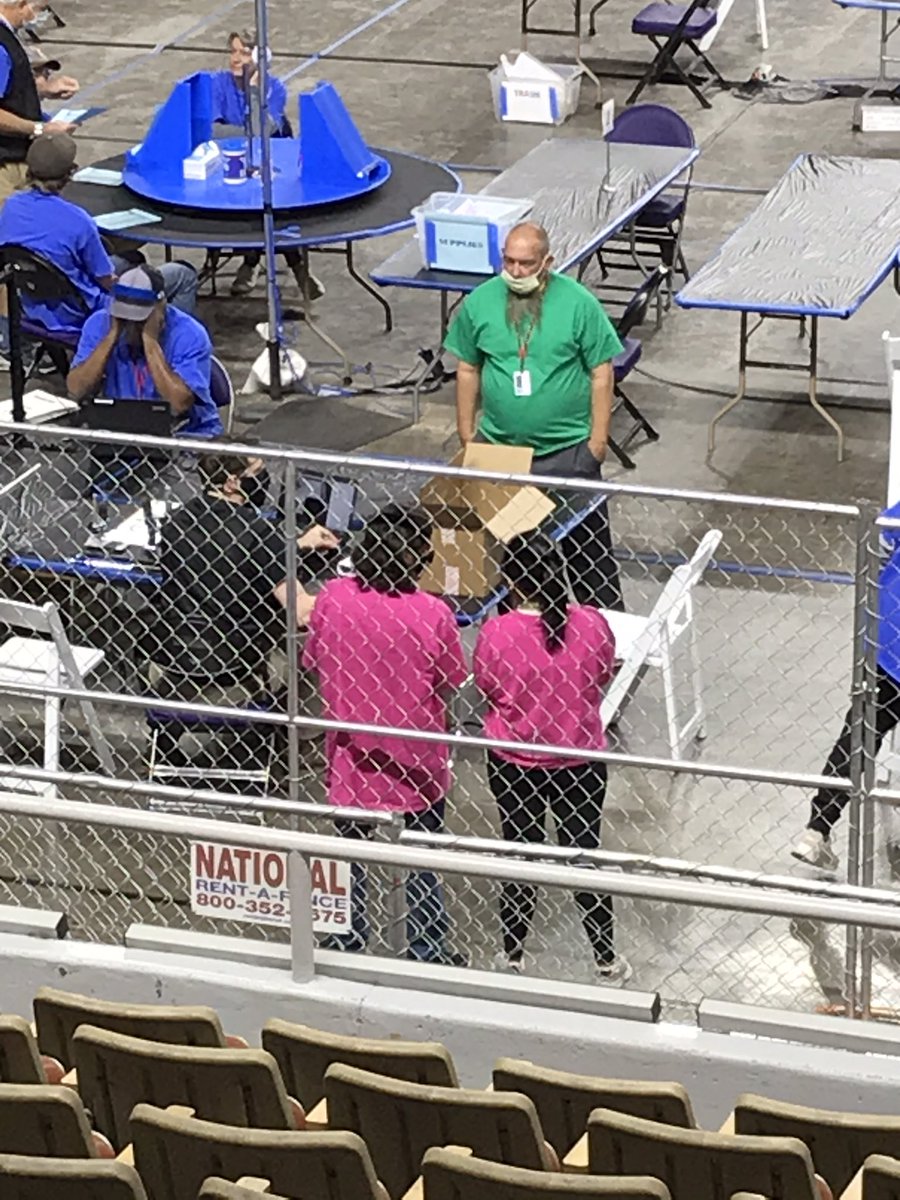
{"left": 708, "top": 311, "right": 749, "bottom": 454}
{"left": 804, "top": 317, "right": 845, "bottom": 463}
{"left": 345, "top": 242, "right": 393, "bottom": 333}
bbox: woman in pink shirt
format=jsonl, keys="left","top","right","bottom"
{"left": 473, "top": 531, "right": 630, "bottom": 982}
{"left": 303, "top": 505, "right": 468, "bottom": 963}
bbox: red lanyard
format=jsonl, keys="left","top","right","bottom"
{"left": 516, "top": 316, "right": 537, "bottom": 368}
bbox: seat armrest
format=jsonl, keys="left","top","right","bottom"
{"left": 305, "top": 1097, "right": 328, "bottom": 1129}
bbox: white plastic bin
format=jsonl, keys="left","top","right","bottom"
{"left": 412, "top": 193, "right": 534, "bottom": 274}
{"left": 489, "top": 56, "right": 583, "bottom": 125}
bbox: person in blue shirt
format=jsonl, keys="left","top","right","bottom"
{"left": 67, "top": 265, "right": 222, "bottom": 439}
{"left": 208, "top": 29, "right": 324, "bottom": 301}
{"left": 0, "top": 132, "right": 199, "bottom": 334}
{"left": 793, "top": 501, "right": 900, "bottom": 872}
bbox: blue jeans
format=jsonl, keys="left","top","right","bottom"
{"left": 111, "top": 256, "right": 198, "bottom": 317}
{"left": 325, "top": 801, "right": 450, "bottom": 962}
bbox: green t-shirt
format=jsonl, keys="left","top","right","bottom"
{"left": 444, "top": 272, "right": 623, "bottom": 458}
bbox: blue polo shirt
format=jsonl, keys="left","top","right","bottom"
{"left": 71, "top": 308, "right": 222, "bottom": 439}
{"left": 0, "top": 189, "right": 113, "bottom": 334}
{"left": 208, "top": 70, "right": 288, "bottom": 132}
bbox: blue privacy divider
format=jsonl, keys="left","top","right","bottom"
{"left": 123, "top": 78, "right": 391, "bottom": 213}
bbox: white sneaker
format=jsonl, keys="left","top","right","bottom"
{"left": 791, "top": 829, "right": 839, "bottom": 872}
{"left": 231, "top": 260, "right": 261, "bottom": 296}
{"left": 596, "top": 955, "right": 633, "bottom": 985}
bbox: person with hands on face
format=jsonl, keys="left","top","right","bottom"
{"left": 444, "top": 221, "right": 625, "bottom": 611}
{"left": 67, "top": 265, "right": 221, "bottom": 438}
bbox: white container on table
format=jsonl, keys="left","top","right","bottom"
{"left": 489, "top": 51, "right": 583, "bottom": 125}
{"left": 412, "top": 193, "right": 534, "bottom": 275}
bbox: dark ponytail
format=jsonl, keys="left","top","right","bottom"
{"left": 501, "top": 531, "right": 570, "bottom": 653}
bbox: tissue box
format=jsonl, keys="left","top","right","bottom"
{"left": 183, "top": 141, "right": 222, "bottom": 181}
{"left": 490, "top": 51, "right": 583, "bottom": 125}
{"left": 412, "top": 193, "right": 533, "bottom": 274}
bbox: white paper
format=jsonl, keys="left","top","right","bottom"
{"left": 72, "top": 166, "right": 124, "bottom": 187}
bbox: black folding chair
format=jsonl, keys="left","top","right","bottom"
{"left": 607, "top": 267, "right": 668, "bottom": 470}
{"left": 628, "top": 0, "right": 727, "bottom": 109}
{"left": 0, "top": 245, "right": 91, "bottom": 423}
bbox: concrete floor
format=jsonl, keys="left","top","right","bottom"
{"left": 0, "top": 0, "right": 898, "bottom": 1014}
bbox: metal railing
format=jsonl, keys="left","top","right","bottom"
{"left": 0, "top": 419, "right": 886, "bottom": 1017}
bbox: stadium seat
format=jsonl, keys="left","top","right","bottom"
{"left": 565, "top": 1107, "right": 823, "bottom": 1200}
{"left": 734, "top": 1092, "right": 900, "bottom": 1198}
{"left": 33, "top": 986, "right": 245, "bottom": 1071}
{"left": 72, "top": 1026, "right": 303, "bottom": 1152}
{"left": 851, "top": 1154, "right": 900, "bottom": 1199}
{"left": 324, "top": 1062, "right": 558, "bottom": 1200}
{"left": 130, "top": 1103, "right": 389, "bottom": 1200}
{"left": 0, "top": 1013, "right": 64, "bottom": 1084}
{"left": 0, "top": 1082, "right": 112, "bottom": 1157}
{"left": 491, "top": 1058, "right": 696, "bottom": 1159}
{"left": 261, "top": 1018, "right": 459, "bottom": 1111}
{"left": 198, "top": 1182, "right": 283, "bottom": 1200}
{"left": 421, "top": 1147, "right": 673, "bottom": 1200}
{"left": 0, "top": 1152, "right": 147, "bottom": 1199}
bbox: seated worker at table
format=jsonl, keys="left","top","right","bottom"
{"left": 144, "top": 447, "right": 339, "bottom": 710}
{"left": 67, "top": 265, "right": 221, "bottom": 438}
{"left": 0, "top": 134, "right": 199, "bottom": 335}
{"left": 207, "top": 28, "right": 324, "bottom": 301}
{"left": 445, "top": 221, "right": 625, "bottom": 612}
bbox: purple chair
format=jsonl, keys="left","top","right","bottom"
{"left": 604, "top": 103, "right": 695, "bottom": 300}
{"left": 607, "top": 266, "right": 668, "bottom": 470}
{"left": 628, "top": 0, "right": 726, "bottom": 109}
{"left": 1, "top": 244, "right": 89, "bottom": 381}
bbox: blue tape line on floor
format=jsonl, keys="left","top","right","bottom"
{"left": 75, "top": 0, "right": 249, "bottom": 102}
{"left": 282, "top": 0, "right": 420, "bottom": 81}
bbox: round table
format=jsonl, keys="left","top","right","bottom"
{"left": 66, "top": 149, "right": 458, "bottom": 333}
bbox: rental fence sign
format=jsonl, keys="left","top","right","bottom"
{"left": 190, "top": 842, "right": 351, "bottom": 931}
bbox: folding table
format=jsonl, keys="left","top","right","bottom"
{"left": 676, "top": 153, "right": 900, "bottom": 462}
{"left": 831, "top": 0, "right": 900, "bottom": 125}
{"left": 370, "top": 136, "right": 699, "bottom": 421}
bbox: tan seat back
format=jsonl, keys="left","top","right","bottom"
{"left": 587, "top": 1107, "right": 819, "bottom": 1200}
{"left": 0, "top": 1084, "right": 95, "bottom": 1157}
{"left": 0, "top": 1016, "right": 45, "bottom": 1084}
{"left": 422, "top": 1147, "right": 673, "bottom": 1200}
{"left": 325, "top": 1062, "right": 553, "bottom": 1200}
{"left": 34, "top": 986, "right": 226, "bottom": 1069}
{"left": 261, "top": 1018, "right": 458, "bottom": 1109}
{"left": 131, "top": 1103, "right": 386, "bottom": 1200}
{"left": 72, "top": 1026, "right": 294, "bottom": 1151}
{"left": 0, "top": 1152, "right": 147, "bottom": 1199}
{"left": 493, "top": 1058, "right": 695, "bottom": 1158}
{"left": 862, "top": 1154, "right": 900, "bottom": 1200}
{"left": 198, "top": 1182, "right": 281, "bottom": 1200}
{"left": 735, "top": 1092, "right": 900, "bottom": 1199}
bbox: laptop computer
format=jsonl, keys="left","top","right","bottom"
{"left": 80, "top": 397, "right": 173, "bottom": 438}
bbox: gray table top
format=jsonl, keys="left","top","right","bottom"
{"left": 676, "top": 153, "right": 900, "bottom": 319}
{"left": 370, "top": 137, "right": 699, "bottom": 293}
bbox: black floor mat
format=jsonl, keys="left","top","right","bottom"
{"left": 249, "top": 395, "right": 411, "bottom": 453}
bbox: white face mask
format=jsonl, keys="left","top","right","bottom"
{"left": 501, "top": 269, "right": 543, "bottom": 295}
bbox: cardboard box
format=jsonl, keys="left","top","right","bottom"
{"left": 419, "top": 443, "right": 556, "bottom": 598}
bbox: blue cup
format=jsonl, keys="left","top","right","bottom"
{"left": 223, "top": 147, "right": 246, "bottom": 184}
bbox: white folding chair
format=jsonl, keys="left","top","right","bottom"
{"left": 600, "top": 530, "right": 722, "bottom": 760}
{"left": 0, "top": 598, "right": 114, "bottom": 796}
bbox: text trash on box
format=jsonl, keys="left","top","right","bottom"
{"left": 190, "top": 841, "right": 351, "bottom": 931}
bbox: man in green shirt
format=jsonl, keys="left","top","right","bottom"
{"left": 444, "top": 221, "right": 624, "bottom": 610}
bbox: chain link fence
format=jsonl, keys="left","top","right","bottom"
{"left": 0, "top": 423, "right": 876, "bottom": 1014}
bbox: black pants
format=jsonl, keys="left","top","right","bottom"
{"left": 486, "top": 752, "right": 615, "bottom": 964}
{"left": 809, "top": 665, "right": 900, "bottom": 836}
{"left": 532, "top": 439, "right": 623, "bottom": 612}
